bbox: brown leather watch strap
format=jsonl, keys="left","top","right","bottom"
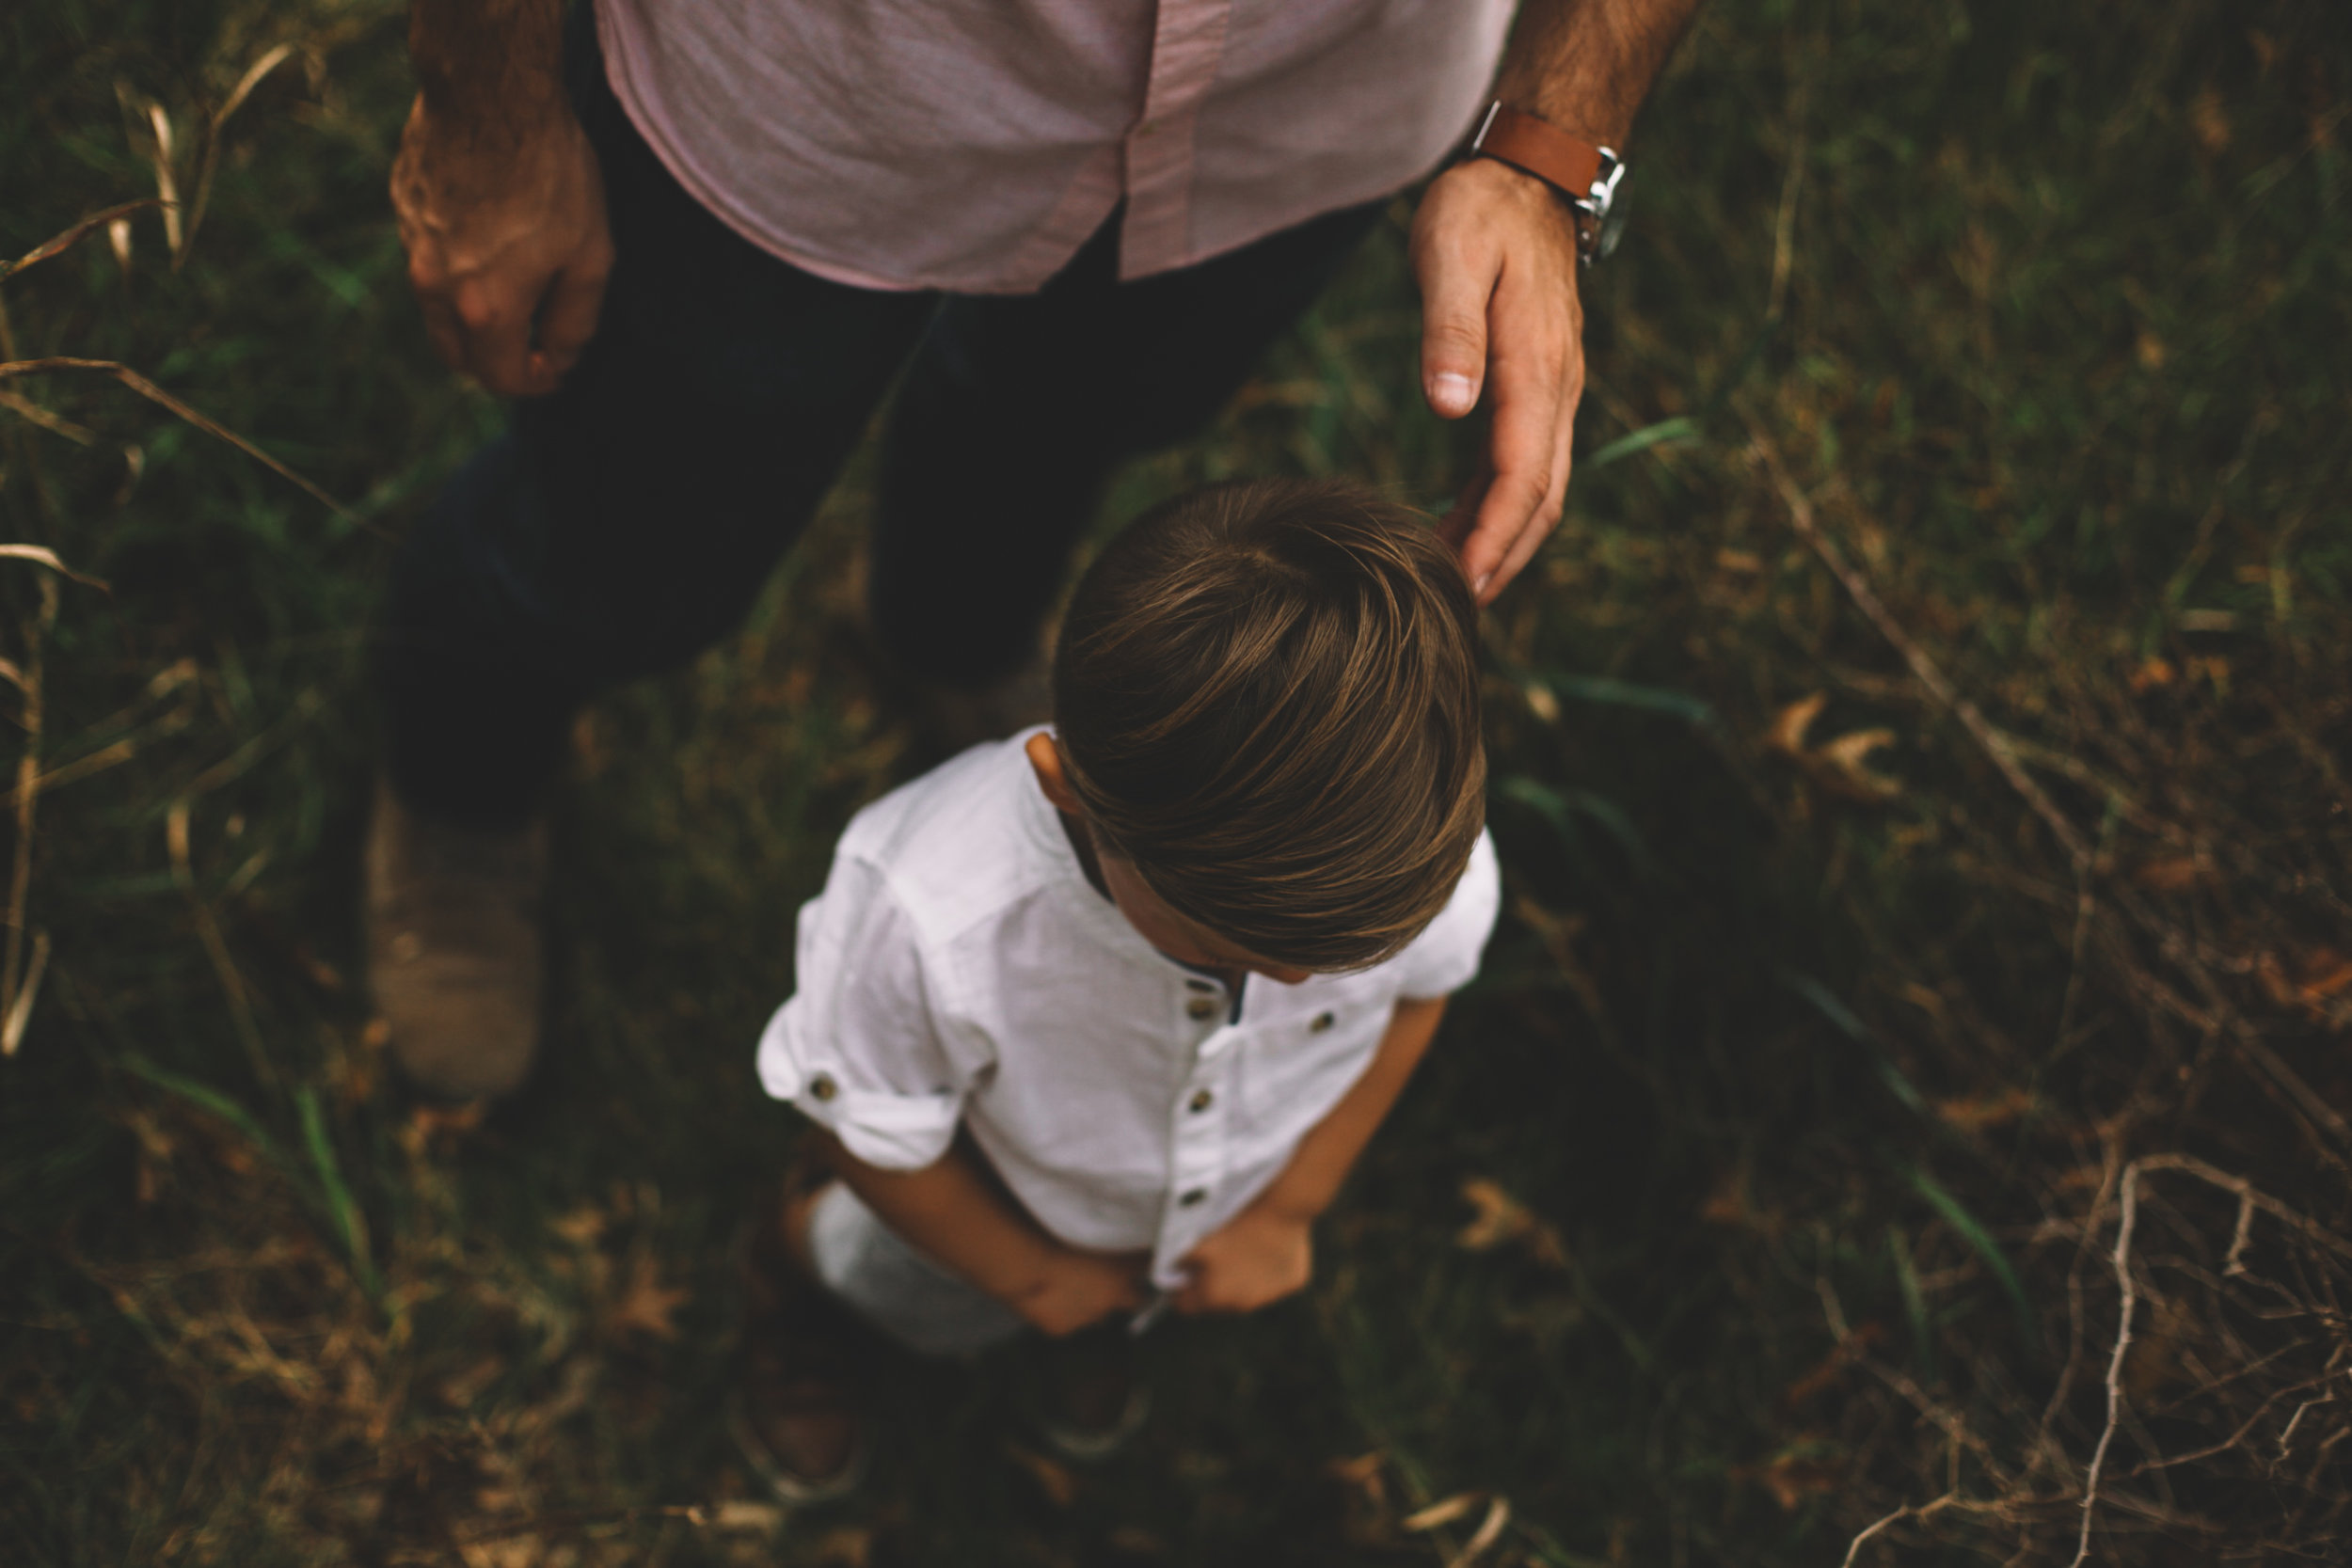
{"left": 1472, "top": 105, "right": 1606, "bottom": 200}
{"left": 1470, "top": 104, "right": 1610, "bottom": 253}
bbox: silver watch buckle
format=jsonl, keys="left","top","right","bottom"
{"left": 1573, "top": 149, "right": 1624, "bottom": 264}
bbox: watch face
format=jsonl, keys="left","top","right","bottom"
{"left": 1596, "top": 183, "right": 1629, "bottom": 260}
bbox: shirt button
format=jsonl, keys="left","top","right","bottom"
{"left": 1311, "top": 1011, "right": 1335, "bottom": 1033}
{"left": 1186, "top": 997, "right": 1218, "bottom": 1022}
{"left": 808, "top": 1071, "right": 838, "bottom": 1101}
{"left": 1178, "top": 1188, "right": 1207, "bottom": 1207}
{"left": 1188, "top": 1088, "right": 1214, "bottom": 1114}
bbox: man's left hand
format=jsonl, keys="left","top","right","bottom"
{"left": 1409, "top": 155, "right": 1586, "bottom": 605}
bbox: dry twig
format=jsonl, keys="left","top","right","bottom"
{"left": 0, "top": 357, "right": 342, "bottom": 514}
{"left": 1745, "top": 424, "right": 2090, "bottom": 869}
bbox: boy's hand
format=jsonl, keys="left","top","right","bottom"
{"left": 1007, "top": 1244, "right": 1150, "bottom": 1337}
{"left": 1174, "top": 1206, "right": 1313, "bottom": 1315}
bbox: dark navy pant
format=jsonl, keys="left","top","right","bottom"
{"left": 378, "top": 4, "right": 1386, "bottom": 829}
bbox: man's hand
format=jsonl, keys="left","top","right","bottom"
{"left": 1173, "top": 1205, "right": 1313, "bottom": 1315}
{"left": 1006, "top": 1243, "right": 1151, "bottom": 1337}
{"left": 390, "top": 94, "right": 613, "bottom": 398}
{"left": 1409, "top": 156, "right": 1585, "bottom": 606}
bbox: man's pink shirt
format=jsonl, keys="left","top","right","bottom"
{"left": 596, "top": 0, "right": 1518, "bottom": 294}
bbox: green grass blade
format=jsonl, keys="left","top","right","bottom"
{"left": 1776, "top": 970, "right": 1929, "bottom": 1117}
{"left": 1909, "top": 1166, "right": 2036, "bottom": 1352}
{"left": 1539, "top": 672, "right": 1720, "bottom": 730}
{"left": 119, "top": 1053, "right": 294, "bottom": 1172}
{"left": 1584, "top": 415, "right": 1700, "bottom": 469}
{"left": 1496, "top": 776, "right": 1659, "bottom": 884}
{"left": 294, "top": 1087, "right": 380, "bottom": 1303}
{"left": 1887, "top": 1225, "right": 1937, "bottom": 1385}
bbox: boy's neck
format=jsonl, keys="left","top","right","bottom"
{"left": 1053, "top": 808, "right": 1246, "bottom": 994}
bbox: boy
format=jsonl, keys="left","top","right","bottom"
{"left": 738, "top": 478, "right": 1498, "bottom": 1498}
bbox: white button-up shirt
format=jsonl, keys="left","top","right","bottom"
{"left": 597, "top": 0, "right": 1519, "bottom": 293}
{"left": 756, "top": 729, "right": 1499, "bottom": 1289}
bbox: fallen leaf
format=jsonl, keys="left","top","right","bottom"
{"left": 1766, "top": 692, "right": 1828, "bottom": 757}
{"left": 1444, "top": 1496, "right": 1511, "bottom": 1568}
{"left": 437, "top": 1356, "right": 505, "bottom": 1411}
{"left": 2128, "top": 657, "right": 2176, "bottom": 693}
{"left": 1698, "top": 1169, "right": 1786, "bottom": 1239}
{"left": 1779, "top": 1322, "right": 1884, "bottom": 1411}
{"left": 549, "top": 1205, "right": 607, "bottom": 1249}
{"left": 1455, "top": 1179, "right": 1567, "bottom": 1268}
{"left": 1402, "top": 1492, "right": 1483, "bottom": 1533}
{"left": 2134, "top": 857, "right": 2202, "bottom": 892}
{"left": 1815, "top": 727, "right": 1903, "bottom": 801}
{"left": 2124, "top": 1297, "right": 2193, "bottom": 1401}
{"left": 606, "top": 1250, "right": 689, "bottom": 1341}
{"left": 697, "top": 1500, "right": 784, "bottom": 1532}
{"left": 1005, "top": 1441, "right": 1077, "bottom": 1507}
{"left": 1733, "top": 1444, "right": 1843, "bottom": 1511}
{"left": 1766, "top": 694, "right": 1903, "bottom": 802}
{"left": 809, "top": 1525, "right": 873, "bottom": 1565}
{"left": 1327, "top": 1449, "right": 1388, "bottom": 1507}
{"left": 2190, "top": 86, "right": 2232, "bottom": 153}
{"left": 1932, "top": 1087, "right": 2033, "bottom": 1133}
{"left": 2297, "top": 949, "right": 2352, "bottom": 1002}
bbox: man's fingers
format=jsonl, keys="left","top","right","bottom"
{"left": 531, "top": 252, "right": 612, "bottom": 383}
{"left": 1460, "top": 372, "right": 1560, "bottom": 596}
{"left": 1414, "top": 238, "right": 1498, "bottom": 421}
{"left": 453, "top": 277, "right": 549, "bottom": 398}
{"left": 1484, "top": 422, "right": 1575, "bottom": 601}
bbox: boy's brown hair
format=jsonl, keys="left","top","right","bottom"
{"left": 1052, "top": 478, "right": 1486, "bottom": 971}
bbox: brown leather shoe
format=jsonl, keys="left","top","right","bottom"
{"left": 733, "top": 1179, "right": 876, "bottom": 1504}
{"left": 1029, "top": 1322, "right": 1151, "bottom": 1464}
{"left": 364, "top": 780, "right": 547, "bottom": 1100}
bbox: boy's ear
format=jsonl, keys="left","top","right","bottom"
{"left": 1025, "top": 732, "right": 1088, "bottom": 816}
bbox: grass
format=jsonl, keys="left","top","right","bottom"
{"left": 5, "top": 0, "right": 2350, "bottom": 1563}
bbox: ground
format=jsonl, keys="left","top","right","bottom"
{"left": 3, "top": 1, "right": 2350, "bottom": 1564}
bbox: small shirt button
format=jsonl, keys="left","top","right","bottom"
{"left": 1310, "top": 1011, "right": 1336, "bottom": 1033}
{"left": 1186, "top": 996, "right": 1218, "bottom": 1022}
{"left": 1188, "top": 1088, "right": 1215, "bottom": 1114}
{"left": 1178, "top": 1187, "right": 1207, "bottom": 1207}
{"left": 808, "top": 1071, "right": 839, "bottom": 1101}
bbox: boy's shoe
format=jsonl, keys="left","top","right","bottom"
{"left": 1028, "top": 1322, "right": 1152, "bottom": 1464}
{"left": 728, "top": 1361, "right": 873, "bottom": 1506}
{"left": 733, "top": 1180, "right": 878, "bottom": 1505}
{"left": 363, "top": 781, "right": 547, "bottom": 1100}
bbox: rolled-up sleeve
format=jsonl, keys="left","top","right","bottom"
{"left": 755, "top": 854, "right": 978, "bottom": 1170}
{"left": 1391, "top": 829, "right": 1501, "bottom": 1001}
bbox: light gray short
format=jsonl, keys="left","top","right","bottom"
{"left": 805, "top": 1181, "right": 1028, "bottom": 1357}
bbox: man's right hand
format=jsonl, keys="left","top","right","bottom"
{"left": 389, "top": 94, "right": 613, "bottom": 398}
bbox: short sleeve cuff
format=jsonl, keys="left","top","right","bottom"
{"left": 756, "top": 1008, "right": 964, "bottom": 1170}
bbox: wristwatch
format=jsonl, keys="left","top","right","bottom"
{"left": 1468, "top": 102, "right": 1628, "bottom": 264}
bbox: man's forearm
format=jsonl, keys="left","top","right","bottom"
{"left": 408, "top": 0, "right": 570, "bottom": 147}
{"left": 1493, "top": 0, "right": 1703, "bottom": 147}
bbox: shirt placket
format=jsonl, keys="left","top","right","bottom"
{"left": 1155, "top": 974, "right": 1238, "bottom": 1282}
{"left": 1118, "top": 0, "right": 1232, "bottom": 279}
